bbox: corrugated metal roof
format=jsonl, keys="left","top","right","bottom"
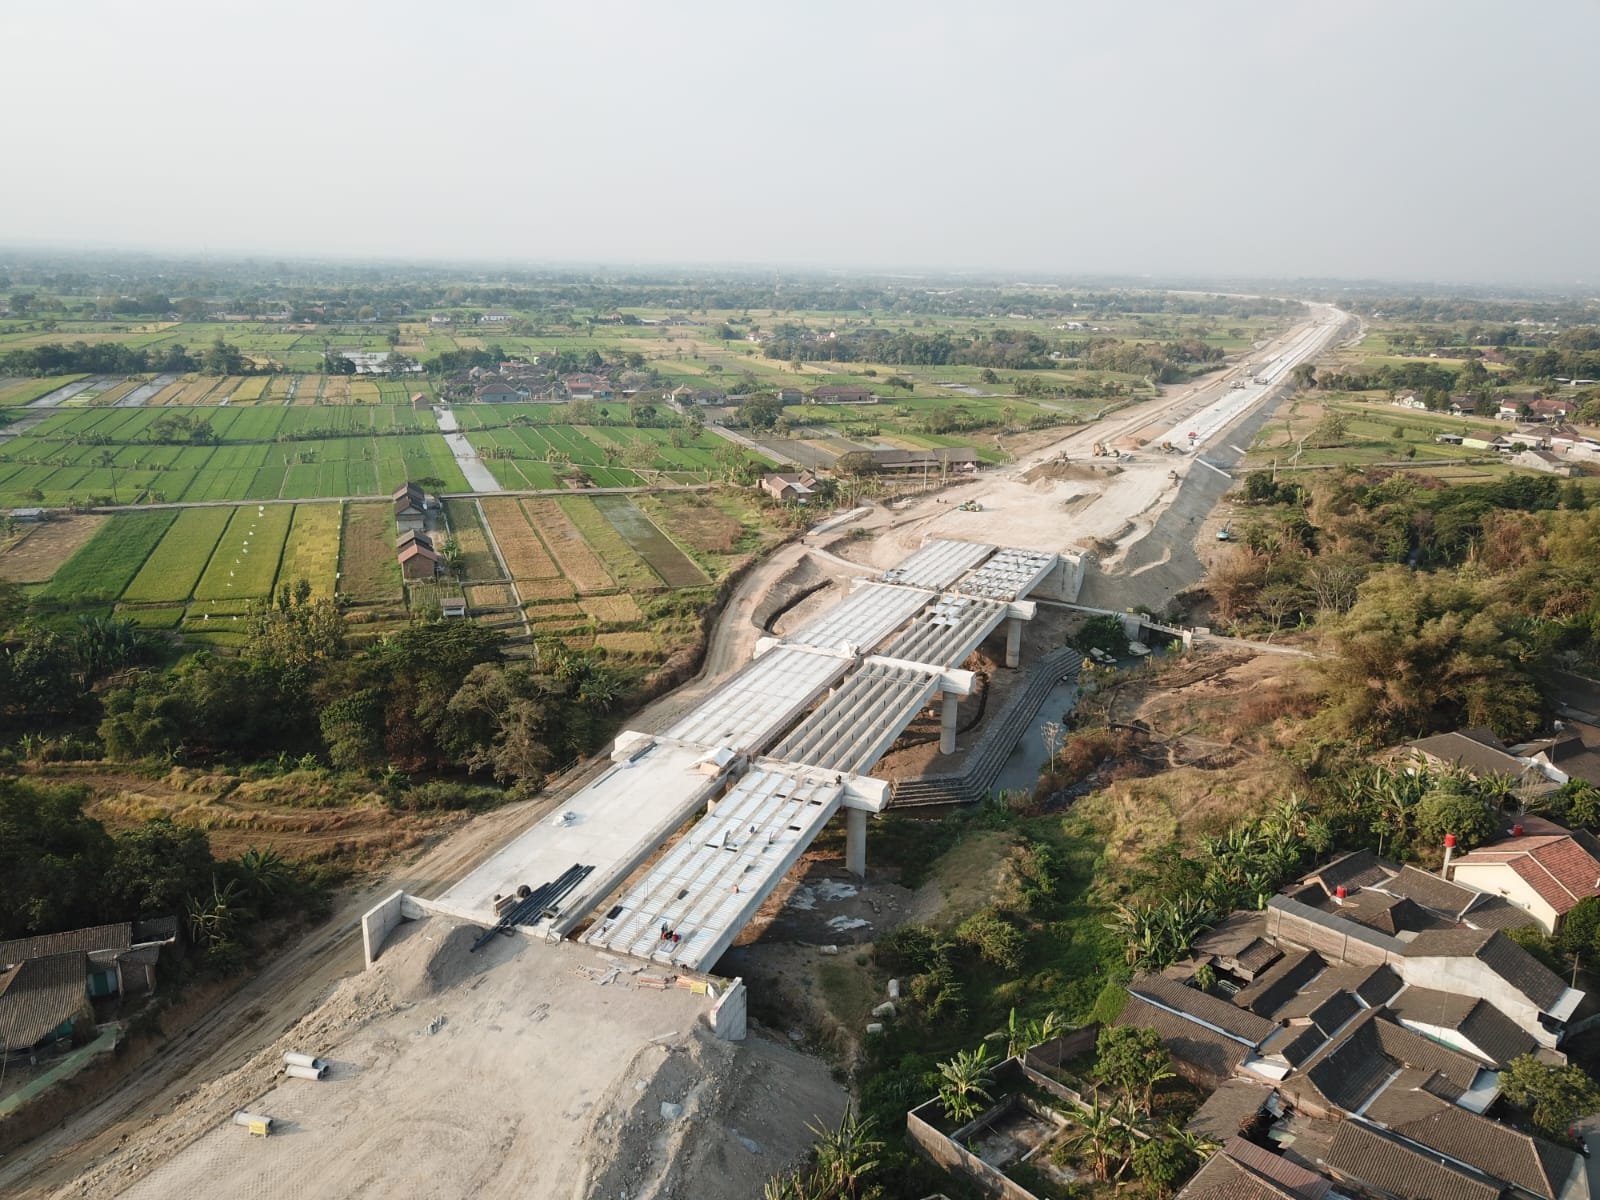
{"left": 0, "top": 952, "right": 88, "bottom": 1052}
{"left": 0, "top": 923, "right": 130, "bottom": 970}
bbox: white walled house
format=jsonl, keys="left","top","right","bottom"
{"left": 1447, "top": 817, "right": 1600, "bottom": 936}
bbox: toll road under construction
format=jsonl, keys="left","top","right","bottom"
{"left": 428, "top": 537, "right": 1071, "bottom": 974}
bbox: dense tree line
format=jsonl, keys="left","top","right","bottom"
{"left": 2, "top": 582, "right": 629, "bottom": 794}
{"left": 761, "top": 325, "right": 1223, "bottom": 381}
{"left": 1205, "top": 469, "right": 1600, "bottom": 740}
{"left": 1, "top": 336, "right": 248, "bottom": 377}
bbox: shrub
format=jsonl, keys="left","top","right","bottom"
{"left": 956, "top": 909, "right": 1025, "bottom": 972}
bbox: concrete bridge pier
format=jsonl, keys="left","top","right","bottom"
{"left": 939, "top": 694, "right": 960, "bottom": 754}
{"left": 1004, "top": 614, "right": 1023, "bottom": 669}
{"left": 846, "top": 807, "right": 868, "bottom": 877}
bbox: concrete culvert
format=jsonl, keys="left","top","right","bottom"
{"left": 283, "top": 1052, "right": 326, "bottom": 1070}
{"left": 286, "top": 1062, "right": 328, "bottom": 1080}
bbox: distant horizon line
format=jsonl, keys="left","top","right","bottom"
{"left": 0, "top": 240, "right": 1595, "bottom": 299}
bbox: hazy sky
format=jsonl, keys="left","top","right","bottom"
{"left": 3, "top": 1, "right": 1596, "bottom": 283}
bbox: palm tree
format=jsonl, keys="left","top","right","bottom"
{"left": 187, "top": 878, "right": 245, "bottom": 949}
{"left": 808, "top": 1105, "right": 882, "bottom": 1198}
{"left": 988, "top": 1007, "right": 1067, "bottom": 1059}
{"left": 237, "top": 847, "right": 292, "bottom": 908}
{"left": 937, "top": 1044, "right": 997, "bottom": 1125}
{"left": 1062, "top": 1092, "right": 1120, "bottom": 1181}
{"left": 1167, "top": 1123, "right": 1220, "bottom": 1160}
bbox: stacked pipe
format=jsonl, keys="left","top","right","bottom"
{"left": 470, "top": 863, "right": 594, "bottom": 952}
{"left": 284, "top": 1051, "right": 329, "bottom": 1080}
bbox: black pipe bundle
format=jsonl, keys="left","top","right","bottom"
{"left": 469, "top": 863, "right": 593, "bottom": 952}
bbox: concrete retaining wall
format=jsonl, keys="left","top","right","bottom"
{"left": 361, "top": 890, "right": 432, "bottom": 969}
{"left": 362, "top": 891, "right": 406, "bottom": 970}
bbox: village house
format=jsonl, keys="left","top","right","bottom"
{"left": 1393, "top": 391, "right": 1429, "bottom": 410}
{"left": 393, "top": 481, "right": 432, "bottom": 533}
{"left": 561, "top": 373, "right": 614, "bottom": 400}
{"left": 474, "top": 378, "right": 527, "bottom": 404}
{"left": 776, "top": 386, "right": 805, "bottom": 405}
{"left": 866, "top": 447, "right": 979, "bottom": 474}
{"left": 1446, "top": 815, "right": 1600, "bottom": 936}
{"left": 1510, "top": 448, "right": 1577, "bottom": 476}
{"left": 1090, "top": 848, "right": 1600, "bottom": 1200}
{"left": 759, "top": 471, "right": 817, "bottom": 502}
{"left": 0, "top": 920, "right": 178, "bottom": 1055}
{"left": 1515, "top": 723, "right": 1600, "bottom": 789}
{"left": 1529, "top": 397, "right": 1576, "bottom": 421}
{"left": 410, "top": 391, "right": 430, "bottom": 411}
{"left": 1394, "top": 729, "right": 1559, "bottom": 797}
{"left": 809, "top": 385, "right": 879, "bottom": 405}
{"left": 398, "top": 539, "right": 445, "bottom": 580}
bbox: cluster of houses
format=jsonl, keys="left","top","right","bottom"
{"left": 1112, "top": 810, "right": 1600, "bottom": 1200}
{"left": 0, "top": 920, "right": 177, "bottom": 1058}
{"left": 1108, "top": 726, "right": 1600, "bottom": 1200}
{"left": 1389, "top": 392, "right": 1596, "bottom": 474}
{"left": 913, "top": 721, "right": 1600, "bottom": 1200}
{"left": 1392, "top": 393, "right": 1577, "bottom": 424}
{"left": 443, "top": 364, "right": 619, "bottom": 405}
{"left": 394, "top": 482, "right": 444, "bottom": 581}
{"left": 437, "top": 362, "right": 896, "bottom": 412}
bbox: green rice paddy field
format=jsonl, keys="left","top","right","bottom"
{"left": 0, "top": 398, "right": 747, "bottom": 505}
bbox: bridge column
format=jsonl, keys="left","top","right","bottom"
{"left": 1004, "top": 615, "right": 1023, "bottom": 669}
{"left": 940, "top": 694, "right": 959, "bottom": 755}
{"left": 846, "top": 807, "right": 867, "bottom": 878}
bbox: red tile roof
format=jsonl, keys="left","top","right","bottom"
{"left": 1453, "top": 830, "right": 1600, "bottom": 915}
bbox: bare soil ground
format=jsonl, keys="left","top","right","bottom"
{"left": 1072, "top": 649, "right": 1319, "bottom": 873}
{"left": 0, "top": 516, "right": 107, "bottom": 582}
{"left": 44, "top": 765, "right": 461, "bottom": 868}
{"left": 76, "top": 917, "right": 843, "bottom": 1200}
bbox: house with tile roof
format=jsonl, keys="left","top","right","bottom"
{"left": 398, "top": 539, "right": 445, "bottom": 581}
{"left": 1322, "top": 1120, "right": 1506, "bottom": 1200}
{"left": 0, "top": 920, "right": 173, "bottom": 1001}
{"left": 1362, "top": 1082, "right": 1587, "bottom": 1200}
{"left": 1448, "top": 817, "right": 1600, "bottom": 935}
{"left": 1398, "top": 729, "right": 1559, "bottom": 796}
{"left": 1177, "top": 1139, "right": 1334, "bottom": 1200}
